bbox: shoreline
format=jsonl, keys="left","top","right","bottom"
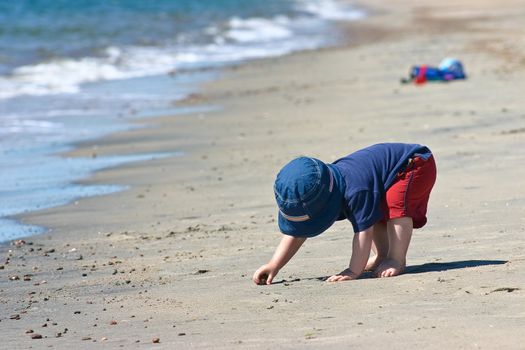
{"left": 0, "top": 69, "right": 218, "bottom": 242}
{"left": 1, "top": 8, "right": 374, "bottom": 242}
{"left": 6, "top": 4, "right": 382, "bottom": 241}
{"left": 2, "top": 0, "right": 525, "bottom": 348}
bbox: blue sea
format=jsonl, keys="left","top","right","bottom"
{"left": 0, "top": 0, "right": 365, "bottom": 242}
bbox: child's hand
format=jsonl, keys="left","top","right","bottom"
{"left": 252, "top": 264, "right": 279, "bottom": 285}
{"left": 327, "top": 268, "right": 359, "bottom": 282}
{"left": 252, "top": 235, "right": 305, "bottom": 285}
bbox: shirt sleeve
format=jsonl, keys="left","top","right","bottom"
{"left": 346, "top": 190, "right": 383, "bottom": 233}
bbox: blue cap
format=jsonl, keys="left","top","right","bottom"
{"left": 274, "top": 157, "right": 344, "bottom": 237}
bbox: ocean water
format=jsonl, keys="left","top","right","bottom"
{"left": 0, "top": 0, "right": 365, "bottom": 242}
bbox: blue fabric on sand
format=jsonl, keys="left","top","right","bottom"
{"left": 274, "top": 157, "right": 345, "bottom": 237}
{"left": 333, "top": 143, "right": 431, "bottom": 233}
{"left": 410, "top": 58, "right": 466, "bottom": 81}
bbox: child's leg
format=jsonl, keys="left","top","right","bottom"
{"left": 365, "top": 222, "right": 389, "bottom": 271}
{"left": 375, "top": 155, "right": 436, "bottom": 278}
{"left": 375, "top": 217, "right": 413, "bottom": 277}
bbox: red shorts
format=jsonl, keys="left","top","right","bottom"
{"left": 381, "top": 155, "right": 437, "bottom": 228}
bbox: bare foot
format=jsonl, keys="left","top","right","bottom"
{"left": 375, "top": 258, "right": 405, "bottom": 278}
{"left": 365, "top": 254, "right": 385, "bottom": 272}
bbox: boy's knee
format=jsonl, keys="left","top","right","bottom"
{"left": 389, "top": 217, "right": 413, "bottom": 228}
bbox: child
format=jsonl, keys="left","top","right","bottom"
{"left": 253, "top": 143, "right": 437, "bottom": 285}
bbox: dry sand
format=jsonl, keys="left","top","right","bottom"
{"left": 2, "top": 0, "right": 525, "bottom": 348}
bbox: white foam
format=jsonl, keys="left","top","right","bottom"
{"left": 0, "top": 1, "right": 365, "bottom": 100}
{"left": 1, "top": 60, "right": 115, "bottom": 99}
{"left": 297, "top": 0, "right": 366, "bottom": 21}
{"left": 0, "top": 47, "right": 170, "bottom": 99}
{"left": 0, "top": 114, "right": 63, "bottom": 135}
{"left": 0, "top": 38, "right": 319, "bottom": 100}
{"left": 226, "top": 17, "right": 293, "bottom": 43}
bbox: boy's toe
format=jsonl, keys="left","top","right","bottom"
{"left": 379, "top": 268, "right": 392, "bottom": 278}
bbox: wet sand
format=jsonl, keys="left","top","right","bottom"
{"left": 2, "top": 0, "right": 525, "bottom": 348}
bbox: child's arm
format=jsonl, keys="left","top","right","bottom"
{"left": 252, "top": 235, "right": 306, "bottom": 285}
{"left": 327, "top": 226, "right": 374, "bottom": 282}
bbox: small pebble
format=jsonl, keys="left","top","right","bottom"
{"left": 13, "top": 239, "right": 26, "bottom": 246}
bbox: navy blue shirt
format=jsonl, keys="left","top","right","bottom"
{"left": 333, "top": 143, "right": 432, "bottom": 233}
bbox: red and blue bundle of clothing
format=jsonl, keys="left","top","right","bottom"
{"left": 404, "top": 58, "right": 467, "bottom": 85}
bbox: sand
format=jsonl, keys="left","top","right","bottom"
{"left": 2, "top": 0, "right": 525, "bottom": 348}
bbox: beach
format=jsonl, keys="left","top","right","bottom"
{"left": 2, "top": 0, "right": 525, "bottom": 348}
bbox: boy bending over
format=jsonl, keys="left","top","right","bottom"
{"left": 253, "top": 143, "right": 437, "bottom": 284}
